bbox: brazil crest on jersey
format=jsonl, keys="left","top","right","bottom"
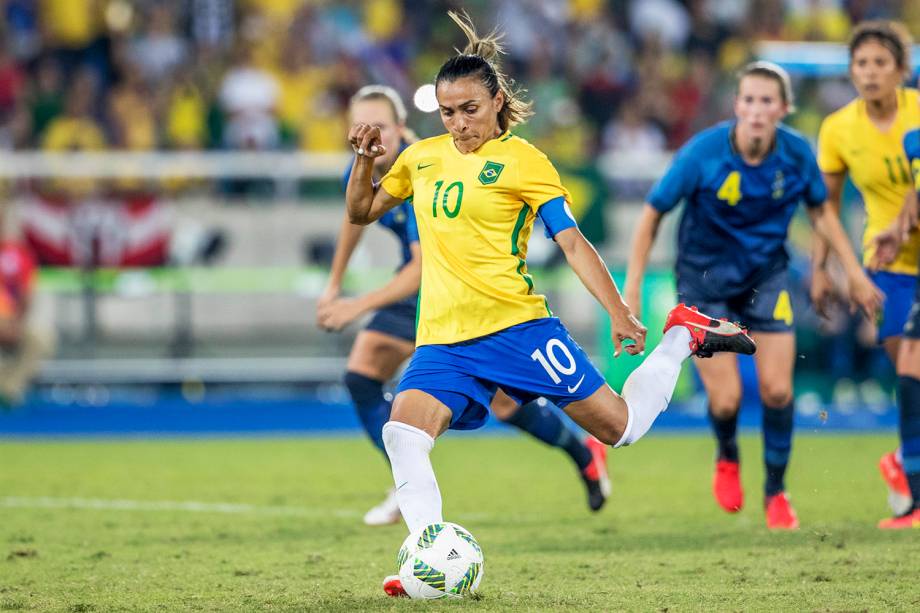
{"left": 646, "top": 121, "right": 826, "bottom": 300}
{"left": 818, "top": 88, "right": 920, "bottom": 275}
{"left": 380, "top": 132, "right": 570, "bottom": 345}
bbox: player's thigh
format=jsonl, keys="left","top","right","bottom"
{"left": 490, "top": 389, "right": 519, "bottom": 421}
{"left": 897, "top": 339, "right": 920, "bottom": 378}
{"left": 562, "top": 384, "right": 628, "bottom": 446}
{"left": 694, "top": 353, "right": 741, "bottom": 415}
{"left": 391, "top": 388, "right": 453, "bottom": 439}
{"left": 347, "top": 330, "right": 415, "bottom": 381}
{"left": 751, "top": 331, "right": 795, "bottom": 407}
{"left": 882, "top": 336, "right": 901, "bottom": 366}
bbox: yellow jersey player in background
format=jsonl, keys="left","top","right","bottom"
{"left": 815, "top": 20, "right": 920, "bottom": 517}
{"left": 344, "top": 10, "right": 756, "bottom": 597}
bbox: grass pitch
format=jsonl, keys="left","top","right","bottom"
{"left": 1, "top": 433, "right": 917, "bottom": 612}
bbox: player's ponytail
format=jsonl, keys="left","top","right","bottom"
{"left": 435, "top": 10, "right": 533, "bottom": 131}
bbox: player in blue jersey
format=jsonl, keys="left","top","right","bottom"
{"left": 317, "top": 85, "right": 611, "bottom": 527}
{"left": 869, "top": 125, "right": 920, "bottom": 528}
{"left": 625, "top": 61, "right": 882, "bottom": 529}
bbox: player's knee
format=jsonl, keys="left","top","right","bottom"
{"left": 759, "top": 383, "right": 792, "bottom": 409}
{"left": 709, "top": 392, "right": 742, "bottom": 417}
{"left": 593, "top": 421, "right": 625, "bottom": 447}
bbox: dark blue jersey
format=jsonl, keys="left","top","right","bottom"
{"left": 647, "top": 121, "right": 826, "bottom": 299}
{"left": 342, "top": 153, "right": 419, "bottom": 270}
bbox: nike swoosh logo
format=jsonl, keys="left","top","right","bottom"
{"left": 567, "top": 375, "right": 586, "bottom": 394}
{"left": 417, "top": 163, "right": 434, "bottom": 170}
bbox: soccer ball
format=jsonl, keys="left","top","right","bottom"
{"left": 396, "top": 522, "right": 484, "bottom": 599}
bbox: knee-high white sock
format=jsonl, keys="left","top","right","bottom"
{"left": 616, "top": 327, "right": 692, "bottom": 447}
{"left": 382, "top": 421, "right": 442, "bottom": 533}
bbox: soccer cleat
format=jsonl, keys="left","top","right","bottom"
{"left": 663, "top": 303, "right": 756, "bottom": 358}
{"left": 765, "top": 492, "right": 799, "bottom": 530}
{"left": 878, "top": 451, "right": 913, "bottom": 516}
{"left": 877, "top": 507, "right": 920, "bottom": 530}
{"left": 713, "top": 459, "right": 744, "bottom": 513}
{"left": 363, "top": 488, "right": 401, "bottom": 526}
{"left": 581, "top": 436, "right": 611, "bottom": 512}
{"left": 383, "top": 574, "right": 407, "bottom": 597}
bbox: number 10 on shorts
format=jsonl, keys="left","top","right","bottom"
{"left": 531, "top": 339, "right": 577, "bottom": 384}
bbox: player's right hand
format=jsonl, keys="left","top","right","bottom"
{"left": 348, "top": 123, "right": 387, "bottom": 158}
{"left": 610, "top": 309, "right": 647, "bottom": 357}
{"left": 315, "top": 285, "right": 339, "bottom": 327}
{"left": 810, "top": 268, "right": 834, "bottom": 320}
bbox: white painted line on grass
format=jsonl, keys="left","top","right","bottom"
{"left": 0, "top": 496, "right": 360, "bottom": 518}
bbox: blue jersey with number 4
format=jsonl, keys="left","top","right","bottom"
{"left": 647, "top": 121, "right": 826, "bottom": 299}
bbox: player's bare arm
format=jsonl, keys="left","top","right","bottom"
{"left": 808, "top": 203, "right": 883, "bottom": 318}
{"left": 555, "top": 226, "right": 647, "bottom": 356}
{"left": 345, "top": 123, "right": 404, "bottom": 225}
{"left": 624, "top": 204, "right": 665, "bottom": 320}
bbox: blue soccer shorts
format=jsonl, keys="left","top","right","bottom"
{"left": 365, "top": 295, "right": 418, "bottom": 342}
{"left": 868, "top": 270, "right": 918, "bottom": 342}
{"left": 676, "top": 266, "right": 794, "bottom": 333}
{"left": 396, "top": 317, "right": 607, "bottom": 430}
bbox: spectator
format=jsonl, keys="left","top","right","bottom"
{"left": 217, "top": 44, "right": 280, "bottom": 150}
{"left": 130, "top": 3, "right": 188, "bottom": 86}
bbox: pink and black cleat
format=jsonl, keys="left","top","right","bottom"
{"left": 664, "top": 304, "right": 756, "bottom": 358}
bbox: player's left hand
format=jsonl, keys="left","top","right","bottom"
{"left": 868, "top": 226, "right": 903, "bottom": 271}
{"left": 609, "top": 309, "right": 647, "bottom": 357}
{"left": 848, "top": 272, "right": 884, "bottom": 320}
{"left": 317, "top": 297, "right": 365, "bottom": 332}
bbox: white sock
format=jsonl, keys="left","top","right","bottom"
{"left": 382, "top": 421, "right": 442, "bottom": 533}
{"left": 616, "top": 327, "right": 692, "bottom": 447}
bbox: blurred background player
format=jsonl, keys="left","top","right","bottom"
{"left": 344, "top": 12, "right": 756, "bottom": 595}
{"left": 814, "top": 21, "right": 920, "bottom": 517}
{"left": 870, "top": 119, "right": 920, "bottom": 528}
{"left": 624, "top": 61, "right": 881, "bottom": 529}
{"left": 318, "top": 85, "right": 610, "bottom": 526}
{"left": 0, "top": 205, "right": 54, "bottom": 408}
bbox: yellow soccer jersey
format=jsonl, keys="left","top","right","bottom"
{"left": 380, "top": 132, "right": 571, "bottom": 345}
{"left": 817, "top": 87, "right": 920, "bottom": 275}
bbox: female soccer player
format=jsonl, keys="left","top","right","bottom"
{"left": 344, "top": 12, "right": 755, "bottom": 594}
{"left": 624, "top": 61, "right": 882, "bottom": 530}
{"left": 318, "top": 85, "right": 611, "bottom": 527}
{"left": 868, "top": 121, "right": 920, "bottom": 528}
{"left": 814, "top": 21, "right": 920, "bottom": 516}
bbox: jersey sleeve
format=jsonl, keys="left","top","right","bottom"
{"left": 646, "top": 143, "right": 700, "bottom": 212}
{"left": 518, "top": 150, "right": 572, "bottom": 213}
{"left": 802, "top": 146, "right": 828, "bottom": 207}
{"left": 816, "top": 116, "right": 845, "bottom": 174}
{"left": 379, "top": 148, "right": 414, "bottom": 200}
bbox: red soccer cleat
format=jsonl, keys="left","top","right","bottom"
{"left": 877, "top": 508, "right": 920, "bottom": 530}
{"left": 582, "top": 435, "right": 611, "bottom": 512}
{"left": 663, "top": 304, "right": 756, "bottom": 358}
{"left": 879, "top": 451, "right": 913, "bottom": 516}
{"left": 383, "top": 575, "right": 407, "bottom": 597}
{"left": 713, "top": 459, "right": 744, "bottom": 513}
{"left": 765, "top": 492, "right": 799, "bottom": 530}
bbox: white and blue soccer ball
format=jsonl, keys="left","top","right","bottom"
{"left": 396, "top": 522, "right": 484, "bottom": 599}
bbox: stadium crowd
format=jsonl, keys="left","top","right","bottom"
{"left": 0, "top": 0, "right": 917, "bottom": 164}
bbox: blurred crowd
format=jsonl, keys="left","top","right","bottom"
{"left": 0, "top": 0, "right": 917, "bottom": 166}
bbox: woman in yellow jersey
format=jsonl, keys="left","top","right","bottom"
{"left": 815, "top": 21, "right": 920, "bottom": 516}
{"left": 320, "top": 87, "right": 613, "bottom": 525}
{"left": 344, "top": 12, "right": 755, "bottom": 597}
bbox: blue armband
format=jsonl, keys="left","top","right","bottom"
{"left": 537, "top": 196, "right": 577, "bottom": 239}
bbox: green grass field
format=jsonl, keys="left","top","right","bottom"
{"left": 1, "top": 433, "right": 917, "bottom": 612}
